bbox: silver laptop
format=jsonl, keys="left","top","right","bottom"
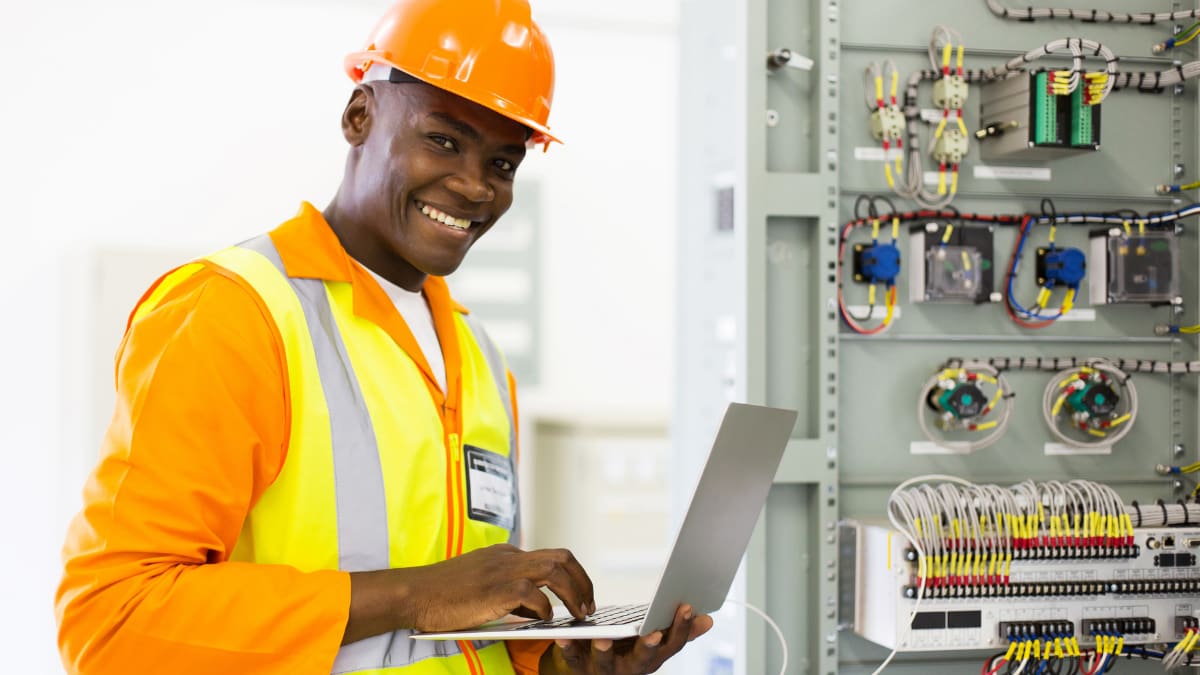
{"left": 413, "top": 402, "right": 798, "bottom": 641}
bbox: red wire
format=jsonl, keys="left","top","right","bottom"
{"left": 837, "top": 225, "right": 896, "bottom": 335}
{"left": 985, "top": 657, "right": 1007, "bottom": 675}
{"left": 1079, "top": 651, "right": 1105, "bottom": 675}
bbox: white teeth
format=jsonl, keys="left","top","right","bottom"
{"left": 419, "top": 203, "right": 471, "bottom": 230}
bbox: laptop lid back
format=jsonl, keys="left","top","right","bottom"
{"left": 638, "top": 402, "right": 798, "bottom": 635}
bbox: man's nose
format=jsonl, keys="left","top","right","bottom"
{"left": 446, "top": 165, "right": 494, "bottom": 203}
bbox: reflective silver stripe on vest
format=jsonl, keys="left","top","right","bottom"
{"left": 240, "top": 236, "right": 485, "bottom": 672}
{"left": 462, "top": 313, "right": 520, "bottom": 547}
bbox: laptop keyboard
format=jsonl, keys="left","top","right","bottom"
{"left": 513, "top": 603, "right": 649, "bottom": 629}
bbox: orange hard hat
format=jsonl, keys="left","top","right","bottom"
{"left": 345, "top": 0, "right": 559, "bottom": 148}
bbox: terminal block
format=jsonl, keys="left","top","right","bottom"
{"left": 1088, "top": 229, "right": 1181, "bottom": 306}
{"left": 869, "top": 106, "right": 905, "bottom": 142}
{"left": 933, "top": 74, "right": 969, "bottom": 110}
{"left": 1081, "top": 618, "right": 1155, "bottom": 636}
{"left": 977, "top": 71, "right": 1101, "bottom": 161}
{"left": 932, "top": 127, "right": 969, "bottom": 164}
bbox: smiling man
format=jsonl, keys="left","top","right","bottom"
{"left": 54, "top": 1, "right": 709, "bottom": 674}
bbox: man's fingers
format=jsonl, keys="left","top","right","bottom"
{"left": 590, "top": 639, "right": 615, "bottom": 675}
{"left": 689, "top": 614, "right": 714, "bottom": 641}
{"left": 510, "top": 579, "right": 553, "bottom": 620}
{"left": 627, "top": 631, "right": 664, "bottom": 670}
{"left": 557, "top": 639, "right": 588, "bottom": 670}
{"left": 660, "top": 604, "right": 695, "bottom": 654}
{"left": 528, "top": 549, "right": 594, "bottom": 618}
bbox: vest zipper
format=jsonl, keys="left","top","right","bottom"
{"left": 449, "top": 431, "right": 484, "bottom": 673}
{"left": 447, "top": 432, "right": 462, "bottom": 561}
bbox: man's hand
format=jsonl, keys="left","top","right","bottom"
{"left": 539, "top": 604, "right": 713, "bottom": 674}
{"left": 343, "top": 544, "right": 595, "bottom": 644}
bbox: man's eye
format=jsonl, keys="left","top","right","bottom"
{"left": 429, "top": 135, "right": 456, "bottom": 151}
{"left": 494, "top": 159, "right": 515, "bottom": 173}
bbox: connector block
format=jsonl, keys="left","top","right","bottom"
{"left": 1035, "top": 247, "right": 1087, "bottom": 288}
{"left": 853, "top": 242, "right": 902, "bottom": 286}
{"left": 933, "top": 75, "right": 969, "bottom": 109}
{"left": 1033, "top": 72, "right": 1059, "bottom": 145}
{"left": 1070, "top": 86, "right": 1098, "bottom": 146}
{"left": 932, "top": 128, "right": 969, "bottom": 164}
{"left": 869, "top": 106, "right": 905, "bottom": 142}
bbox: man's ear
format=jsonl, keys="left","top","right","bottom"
{"left": 341, "top": 85, "right": 374, "bottom": 146}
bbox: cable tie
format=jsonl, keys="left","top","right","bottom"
{"left": 1132, "top": 501, "right": 1142, "bottom": 528}
{"left": 1157, "top": 499, "right": 1168, "bottom": 525}
{"left": 1180, "top": 500, "right": 1191, "bottom": 526}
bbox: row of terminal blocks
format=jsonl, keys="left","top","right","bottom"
{"left": 905, "top": 579, "right": 1200, "bottom": 599}
{"left": 905, "top": 545, "right": 1140, "bottom": 563}
{"left": 997, "top": 617, "right": 1200, "bottom": 640}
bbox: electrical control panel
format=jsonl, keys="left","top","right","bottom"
{"left": 842, "top": 521, "right": 1200, "bottom": 652}
{"left": 1088, "top": 229, "right": 1182, "bottom": 306}
{"left": 909, "top": 223, "right": 996, "bottom": 304}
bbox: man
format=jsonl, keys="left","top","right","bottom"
{"left": 54, "top": 0, "right": 712, "bottom": 673}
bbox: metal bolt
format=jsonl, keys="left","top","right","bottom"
{"left": 766, "top": 109, "right": 780, "bottom": 127}
{"left": 827, "top": 572, "right": 836, "bottom": 581}
{"left": 1176, "top": 444, "right": 1186, "bottom": 457}
{"left": 1175, "top": 480, "right": 1185, "bottom": 491}
{"left": 1176, "top": 164, "right": 1187, "bottom": 178}
{"left": 1175, "top": 84, "right": 1186, "bottom": 95}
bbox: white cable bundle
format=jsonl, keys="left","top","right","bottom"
{"left": 984, "top": 0, "right": 1200, "bottom": 24}
{"left": 982, "top": 38, "right": 1118, "bottom": 102}
{"left": 1128, "top": 501, "right": 1200, "bottom": 528}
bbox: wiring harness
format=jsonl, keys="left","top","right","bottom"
{"left": 983, "top": 0, "right": 1200, "bottom": 24}
{"left": 836, "top": 202, "right": 1195, "bottom": 332}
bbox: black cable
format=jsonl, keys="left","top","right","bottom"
{"left": 853, "top": 195, "right": 871, "bottom": 221}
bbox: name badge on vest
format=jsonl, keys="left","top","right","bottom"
{"left": 464, "top": 445, "right": 515, "bottom": 530}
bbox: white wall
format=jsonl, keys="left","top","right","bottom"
{"left": 0, "top": 1, "right": 678, "bottom": 671}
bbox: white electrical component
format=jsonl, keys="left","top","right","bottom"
{"left": 841, "top": 521, "right": 1200, "bottom": 652}
{"left": 932, "top": 128, "right": 969, "bottom": 164}
{"left": 870, "top": 107, "right": 905, "bottom": 142}
{"left": 933, "top": 74, "right": 969, "bottom": 110}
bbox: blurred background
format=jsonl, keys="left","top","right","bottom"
{"left": 0, "top": 0, "right": 725, "bottom": 671}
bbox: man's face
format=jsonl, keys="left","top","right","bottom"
{"left": 351, "top": 82, "right": 529, "bottom": 282}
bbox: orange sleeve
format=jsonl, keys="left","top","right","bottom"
{"left": 507, "top": 640, "right": 552, "bottom": 675}
{"left": 55, "top": 268, "right": 350, "bottom": 675}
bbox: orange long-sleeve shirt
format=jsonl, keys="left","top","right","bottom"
{"left": 56, "top": 206, "right": 548, "bottom": 675}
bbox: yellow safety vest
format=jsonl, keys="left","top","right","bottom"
{"left": 142, "top": 234, "right": 519, "bottom": 675}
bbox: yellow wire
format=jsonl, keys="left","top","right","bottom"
{"left": 942, "top": 43, "right": 952, "bottom": 69}
{"left": 872, "top": 218, "right": 881, "bottom": 240}
{"left": 1178, "top": 180, "right": 1200, "bottom": 191}
{"left": 1177, "top": 24, "right": 1200, "bottom": 47}
{"left": 1122, "top": 220, "right": 1132, "bottom": 237}
{"left": 956, "top": 44, "right": 964, "bottom": 71}
{"left": 938, "top": 168, "right": 947, "bottom": 195}
{"left": 874, "top": 75, "right": 883, "bottom": 105}
{"left": 1138, "top": 219, "right": 1146, "bottom": 235}
{"left": 950, "top": 167, "right": 960, "bottom": 194}
{"left": 890, "top": 69, "right": 898, "bottom": 100}
{"left": 942, "top": 225, "right": 954, "bottom": 244}
{"left": 891, "top": 216, "right": 900, "bottom": 240}
{"left": 884, "top": 163, "right": 895, "bottom": 189}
